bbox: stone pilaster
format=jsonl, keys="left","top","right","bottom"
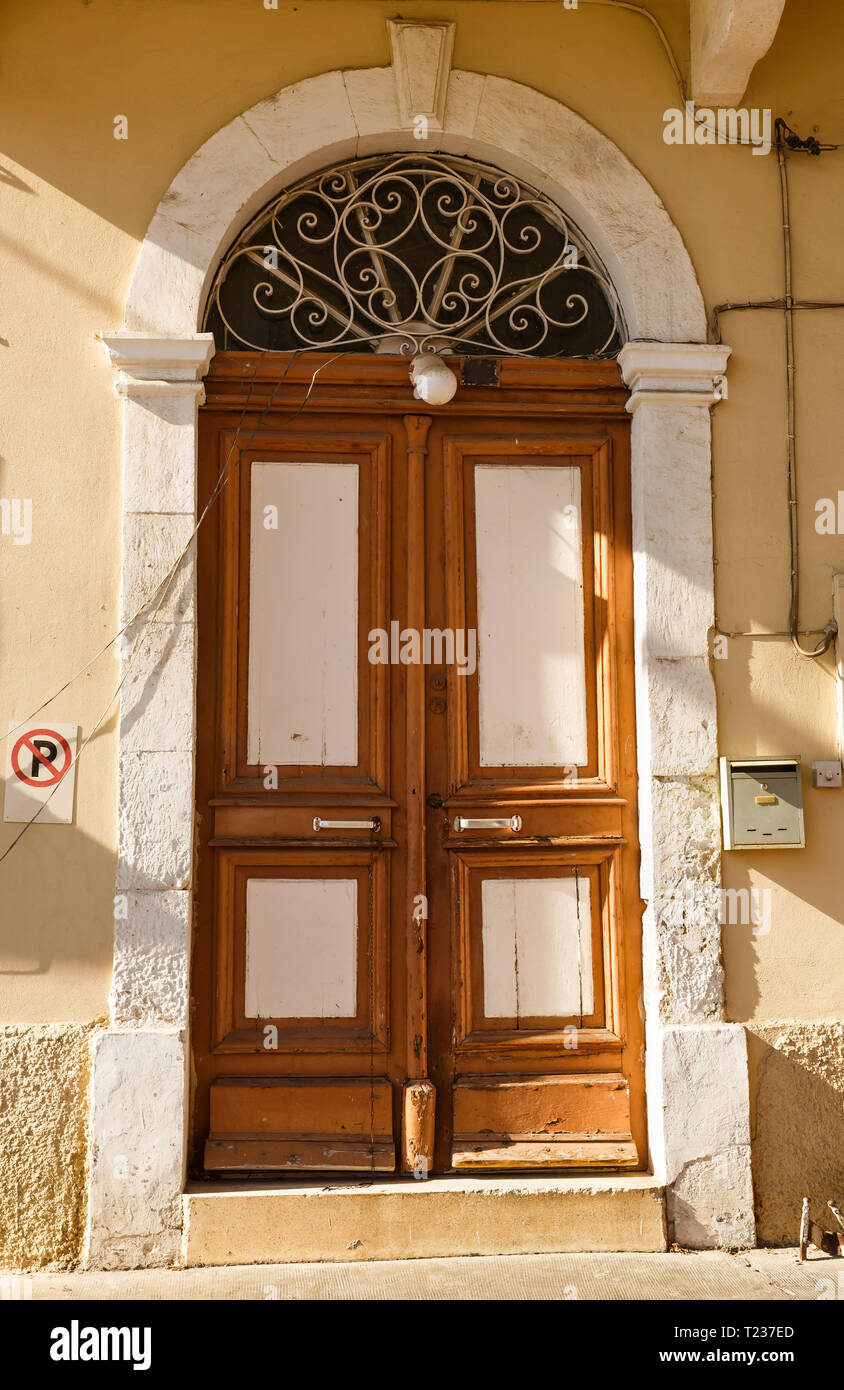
{"left": 84, "top": 333, "right": 214, "bottom": 1269}
{"left": 619, "top": 341, "right": 755, "bottom": 1249}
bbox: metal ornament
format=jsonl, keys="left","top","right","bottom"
{"left": 203, "top": 153, "right": 624, "bottom": 358}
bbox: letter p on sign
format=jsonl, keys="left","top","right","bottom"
{"left": 4, "top": 723, "right": 78, "bottom": 824}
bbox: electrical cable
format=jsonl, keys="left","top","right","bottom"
{"left": 711, "top": 119, "right": 843, "bottom": 655}
{"left": 775, "top": 120, "right": 837, "bottom": 659}
{"left": 710, "top": 299, "right": 844, "bottom": 345}
{"left": 579, "top": 0, "right": 687, "bottom": 102}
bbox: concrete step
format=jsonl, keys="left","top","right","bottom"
{"left": 182, "top": 1173, "right": 666, "bottom": 1266}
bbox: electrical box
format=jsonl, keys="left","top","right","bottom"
{"left": 719, "top": 756, "right": 805, "bottom": 850}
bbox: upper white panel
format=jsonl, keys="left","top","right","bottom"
{"left": 481, "top": 875, "right": 593, "bottom": 1020}
{"left": 474, "top": 464, "right": 587, "bottom": 767}
{"left": 248, "top": 461, "right": 358, "bottom": 766}
{"left": 245, "top": 877, "right": 358, "bottom": 1019}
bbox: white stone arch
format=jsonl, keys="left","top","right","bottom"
{"left": 125, "top": 66, "right": 706, "bottom": 344}
{"left": 90, "top": 47, "right": 754, "bottom": 1270}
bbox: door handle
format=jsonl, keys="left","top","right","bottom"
{"left": 313, "top": 817, "right": 381, "bottom": 832}
{"left": 453, "top": 815, "right": 522, "bottom": 833}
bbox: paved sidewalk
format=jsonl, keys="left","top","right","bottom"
{"left": 3, "top": 1249, "right": 836, "bottom": 1300}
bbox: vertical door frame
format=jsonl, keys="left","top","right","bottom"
{"left": 86, "top": 49, "right": 754, "bottom": 1268}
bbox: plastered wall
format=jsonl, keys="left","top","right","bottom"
{"left": 0, "top": 0, "right": 842, "bottom": 1262}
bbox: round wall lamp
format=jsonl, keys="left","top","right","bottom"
{"left": 409, "top": 353, "right": 459, "bottom": 406}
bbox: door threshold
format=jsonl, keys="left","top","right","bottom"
{"left": 182, "top": 1173, "right": 666, "bottom": 1266}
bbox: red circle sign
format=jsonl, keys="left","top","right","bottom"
{"left": 11, "top": 728, "right": 73, "bottom": 788}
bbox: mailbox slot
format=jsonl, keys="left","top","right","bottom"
{"left": 719, "top": 757, "right": 805, "bottom": 850}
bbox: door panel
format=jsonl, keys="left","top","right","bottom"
{"left": 205, "top": 1077, "right": 395, "bottom": 1172}
{"left": 425, "top": 415, "right": 642, "bottom": 1171}
{"left": 244, "top": 876, "right": 359, "bottom": 1022}
{"left": 451, "top": 1076, "right": 638, "bottom": 1168}
{"left": 193, "top": 354, "right": 644, "bottom": 1177}
{"left": 474, "top": 463, "right": 588, "bottom": 768}
{"left": 247, "top": 461, "right": 359, "bottom": 767}
{"left": 197, "top": 412, "right": 407, "bottom": 1173}
{"left": 211, "top": 849, "right": 390, "bottom": 1053}
{"left": 441, "top": 436, "right": 603, "bottom": 795}
{"left": 480, "top": 873, "right": 594, "bottom": 1020}
{"left": 223, "top": 430, "right": 391, "bottom": 796}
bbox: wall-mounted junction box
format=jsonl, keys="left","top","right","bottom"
{"left": 811, "top": 760, "right": 842, "bottom": 788}
{"left": 719, "top": 756, "right": 805, "bottom": 850}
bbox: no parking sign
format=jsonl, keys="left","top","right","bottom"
{"left": 4, "top": 723, "right": 78, "bottom": 824}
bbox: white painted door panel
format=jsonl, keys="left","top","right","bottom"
{"left": 248, "top": 461, "right": 358, "bottom": 766}
{"left": 474, "top": 465, "right": 587, "bottom": 767}
{"left": 244, "top": 877, "right": 358, "bottom": 1019}
{"left": 481, "top": 876, "right": 593, "bottom": 1019}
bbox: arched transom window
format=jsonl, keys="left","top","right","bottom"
{"left": 203, "top": 153, "right": 625, "bottom": 357}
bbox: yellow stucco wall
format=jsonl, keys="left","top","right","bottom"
{"left": 0, "top": 0, "right": 842, "bottom": 1261}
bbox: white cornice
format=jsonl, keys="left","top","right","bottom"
{"left": 618, "top": 341, "right": 731, "bottom": 410}
{"left": 98, "top": 332, "right": 215, "bottom": 398}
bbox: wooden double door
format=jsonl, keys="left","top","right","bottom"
{"left": 193, "top": 353, "right": 645, "bottom": 1176}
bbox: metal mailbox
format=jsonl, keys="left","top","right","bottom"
{"left": 719, "top": 756, "right": 805, "bottom": 850}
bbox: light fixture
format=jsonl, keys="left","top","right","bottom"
{"left": 409, "top": 353, "right": 459, "bottom": 406}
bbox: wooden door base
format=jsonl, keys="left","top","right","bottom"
{"left": 203, "top": 1077, "right": 396, "bottom": 1173}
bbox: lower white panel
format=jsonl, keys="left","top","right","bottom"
{"left": 481, "top": 876, "right": 593, "bottom": 1019}
{"left": 245, "top": 878, "right": 358, "bottom": 1018}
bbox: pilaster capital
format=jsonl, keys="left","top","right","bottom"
{"left": 98, "top": 331, "right": 215, "bottom": 400}
{"left": 618, "top": 341, "right": 731, "bottom": 412}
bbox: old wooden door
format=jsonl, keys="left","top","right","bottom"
{"left": 193, "top": 353, "right": 645, "bottom": 1175}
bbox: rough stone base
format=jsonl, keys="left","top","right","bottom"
{"left": 747, "top": 1021, "right": 844, "bottom": 1246}
{"left": 667, "top": 1145, "right": 755, "bottom": 1249}
{"left": 0, "top": 1022, "right": 101, "bottom": 1269}
{"left": 84, "top": 1029, "right": 187, "bottom": 1271}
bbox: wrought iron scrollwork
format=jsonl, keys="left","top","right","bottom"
{"left": 203, "top": 153, "right": 625, "bottom": 357}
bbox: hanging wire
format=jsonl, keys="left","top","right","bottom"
{"left": 0, "top": 349, "right": 342, "bottom": 867}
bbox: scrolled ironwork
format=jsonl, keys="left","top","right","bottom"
{"left": 203, "top": 153, "right": 625, "bottom": 357}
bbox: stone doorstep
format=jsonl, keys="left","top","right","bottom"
{"left": 182, "top": 1173, "right": 667, "bottom": 1267}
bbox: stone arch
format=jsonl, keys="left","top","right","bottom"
{"left": 125, "top": 67, "right": 706, "bottom": 345}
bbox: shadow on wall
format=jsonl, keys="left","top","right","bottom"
{"left": 718, "top": 638, "right": 844, "bottom": 1024}
{"left": 748, "top": 1023, "right": 844, "bottom": 1246}
{"left": 0, "top": 723, "right": 118, "bottom": 980}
